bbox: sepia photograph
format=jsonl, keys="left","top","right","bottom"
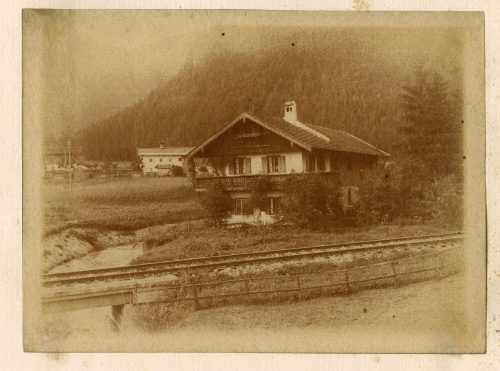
{"left": 21, "top": 9, "right": 486, "bottom": 353}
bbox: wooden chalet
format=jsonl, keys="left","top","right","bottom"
{"left": 187, "top": 101, "right": 389, "bottom": 224}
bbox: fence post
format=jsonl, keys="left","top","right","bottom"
{"left": 110, "top": 304, "right": 124, "bottom": 332}
{"left": 437, "top": 254, "right": 446, "bottom": 278}
{"left": 390, "top": 262, "right": 398, "bottom": 285}
{"left": 345, "top": 270, "right": 350, "bottom": 293}
{"left": 244, "top": 279, "right": 250, "bottom": 301}
{"left": 329, "top": 273, "right": 335, "bottom": 295}
{"left": 296, "top": 275, "right": 302, "bottom": 300}
{"left": 192, "top": 284, "right": 200, "bottom": 310}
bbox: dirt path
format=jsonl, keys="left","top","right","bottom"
{"left": 38, "top": 273, "right": 476, "bottom": 353}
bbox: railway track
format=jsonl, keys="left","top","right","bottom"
{"left": 43, "top": 232, "right": 463, "bottom": 288}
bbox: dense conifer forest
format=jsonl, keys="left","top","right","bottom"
{"left": 76, "top": 29, "right": 463, "bottom": 164}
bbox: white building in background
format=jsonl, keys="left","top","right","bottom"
{"left": 137, "top": 146, "right": 194, "bottom": 176}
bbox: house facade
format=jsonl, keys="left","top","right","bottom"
{"left": 137, "top": 146, "right": 194, "bottom": 176}
{"left": 187, "top": 101, "right": 389, "bottom": 224}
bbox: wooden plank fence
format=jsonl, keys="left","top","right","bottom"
{"left": 131, "top": 246, "right": 463, "bottom": 309}
{"left": 43, "top": 246, "right": 463, "bottom": 314}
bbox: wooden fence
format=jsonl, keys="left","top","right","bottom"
{"left": 132, "top": 246, "right": 463, "bottom": 310}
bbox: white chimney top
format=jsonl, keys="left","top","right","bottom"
{"left": 284, "top": 101, "right": 297, "bottom": 122}
{"left": 282, "top": 101, "right": 330, "bottom": 142}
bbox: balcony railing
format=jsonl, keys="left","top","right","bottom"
{"left": 194, "top": 172, "right": 340, "bottom": 191}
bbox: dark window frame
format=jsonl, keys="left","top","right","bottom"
{"left": 317, "top": 154, "right": 325, "bottom": 172}
{"left": 268, "top": 197, "right": 281, "bottom": 215}
{"left": 268, "top": 156, "right": 280, "bottom": 173}
{"left": 234, "top": 198, "right": 252, "bottom": 215}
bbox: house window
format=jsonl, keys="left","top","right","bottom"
{"left": 262, "top": 156, "right": 285, "bottom": 174}
{"left": 230, "top": 157, "right": 251, "bottom": 175}
{"left": 317, "top": 155, "right": 325, "bottom": 172}
{"left": 149, "top": 158, "right": 152, "bottom": 162}
{"left": 236, "top": 123, "right": 262, "bottom": 138}
{"left": 306, "top": 155, "right": 316, "bottom": 172}
{"left": 160, "top": 158, "right": 162, "bottom": 162}
{"left": 178, "top": 157, "right": 182, "bottom": 161}
{"left": 330, "top": 156, "right": 337, "bottom": 172}
{"left": 234, "top": 198, "right": 252, "bottom": 215}
{"left": 269, "top": 197, "right": 281, "bottom": 215}
{"left": 269, "top": 156, "right": 279, "bottom": 173}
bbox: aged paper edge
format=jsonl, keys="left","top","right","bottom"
{"left": 1, "top": 0, "right": 499, "bottom": 370}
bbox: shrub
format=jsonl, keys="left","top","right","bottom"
{"left": 357, "top": 158, "right": 463, "bottom": 228}
{"left": 249, "top": 176, "right": 272, "bottom": 211}
{"left": 422, "top": 174, "right": 463, "bottom": 229}
{"left": 133, "top": 301, "right": 186, "bottom": 332}
{"left": 281, "top": 174, "right": 342, "bottom": 230}
{"left": 170, "top": 165, "right": 184, "bottom": 177}
{"left": 199, "top": 183, "right": 232, "bottom": 226}
{"left": 187, "top": 158, "right": 196, "bottom": 185}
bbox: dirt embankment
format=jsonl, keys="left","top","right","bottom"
{"left": 43, "top": 228, "right": 137, "bottom": 272}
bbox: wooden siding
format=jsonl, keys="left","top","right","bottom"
{"left": 191, "top": 116, "right": 379, "bottom": 188}
{"left": 199, "top": 118, "right": 298, "bottom": 157}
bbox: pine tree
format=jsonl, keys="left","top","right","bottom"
{"left": 400, "top": 65, "right": 463, "bottom": 179}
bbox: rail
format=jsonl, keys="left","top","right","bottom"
{"left": 42, "top": 232, "right": 463, "bottom": 286}
{"left": 42, "top": 244, "right": 463, "bottom": 314}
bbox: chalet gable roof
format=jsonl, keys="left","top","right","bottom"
{"left": 187, "top": 112, "right": 389, "bottom": 158}
{"left": 186, "top": 113, "right": 313, "bottom": 158}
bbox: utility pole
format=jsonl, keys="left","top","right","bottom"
{"left": 68, "top": 139, "right": 72, "bottom": 194}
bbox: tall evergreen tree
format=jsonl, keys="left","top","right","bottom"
{"left": 400, "top": 65, "right": 463, "bottom": 178}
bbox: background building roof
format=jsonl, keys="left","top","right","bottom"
{"left": 137, "top": 147, "right": 194, "bottom": 156}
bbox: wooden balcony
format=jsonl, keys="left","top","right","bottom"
{"left": 194, "top": 172, "right": 340, "bottom": 192}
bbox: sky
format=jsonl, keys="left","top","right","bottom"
{"left": 23, "top": 10, "right": 469, "bottom": 142}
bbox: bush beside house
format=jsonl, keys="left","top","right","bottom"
{"left": 281, "top": 174, "right": 343, "bottom": 230}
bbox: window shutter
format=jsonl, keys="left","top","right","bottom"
{"left": 244, "top": 158, "right": 252, "bottom": 174}
{"left": 318, "top": 156, "right": 325, "bottom": 171}
{"left": 261, "top": 157, "right": 268, "bottom": 174}
{"left": 279, "top": 156, "right": 286, "bottom": 173}
{"left": 228, "top": 160, "right": 235, "bottom": 175}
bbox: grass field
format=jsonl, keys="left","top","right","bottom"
{"left": 43, "top": 175, "right": 452, "bottom": 271}
{"left": 43, "top": 176, "right": 205, "bottom": 234}
{"left": 133, "top": 221, "right": 450, "bottom": 264}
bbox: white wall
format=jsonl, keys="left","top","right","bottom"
{"left": 141, "top": 155, "right": 184, "bottom": 175}
{"left": 223, "top": 151, "right": 305, "bottom": 175}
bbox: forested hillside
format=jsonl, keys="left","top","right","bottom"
{"left": 78, "top": 29, "right": 462, "bottom": 161}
